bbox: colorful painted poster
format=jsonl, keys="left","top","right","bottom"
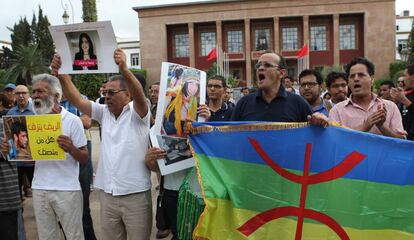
{"left": 3, "top": 115, "right": 65, "bottom": 161}
{"left": 151, "top": 62, "right": 206, "bottom": 175}
{"left": 189, "top": 122, "right": 414, "bottom": 240}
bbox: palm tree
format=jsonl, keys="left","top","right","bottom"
{"left": 4, "top": 44, "right": 49, "bottom": 86}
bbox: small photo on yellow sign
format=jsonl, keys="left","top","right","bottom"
{"left": 2, "top": 114, "right": 65, "bottom": 161}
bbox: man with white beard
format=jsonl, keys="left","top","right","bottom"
{"left": 2, "top": 74, "right": 89, "bottom": 240}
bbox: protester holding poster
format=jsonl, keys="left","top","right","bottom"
{"left": 51, "top": 48, "right": 152, "bottom": 240}
{"left": 1, "top": 73, "right": 89, "bottom": 240}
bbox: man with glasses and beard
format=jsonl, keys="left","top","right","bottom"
{"left": 51, "top": 48, "right": 152, "bottom": 240}
{"left": 298, "top": 69, "right": 329, "bottom": 116}
{"left": 231, "top": 51, "right": 328, "bottom": 126}
{"left": 2, "top": 74, "right": 89, "bottom": 240}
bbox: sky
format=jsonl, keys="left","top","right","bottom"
{"left": 0, "top": 0, "right": 413, "bottom": 43}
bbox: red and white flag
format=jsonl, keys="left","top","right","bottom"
{"left": 297, "top": 42, "right": 309, "bottom": 78}
{"left": 207, "top": 48, "right": 217, "bottom": 61}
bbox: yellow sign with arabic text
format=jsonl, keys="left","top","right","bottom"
{"left": 26, "top": 114, "right": 65, "bottom": 160}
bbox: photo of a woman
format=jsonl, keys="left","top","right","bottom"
{"left": 72, "top": 33, "right": 98, "bottom": 70}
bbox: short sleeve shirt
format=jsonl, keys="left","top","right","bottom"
{"left": 92, "top": 101, "right": 151, "bottom": 196}
{"left": 231, "top": 86, "right": 312, "bottom": 122}
{"left": 32, "top": 107, "right": 87, "bottom": 191}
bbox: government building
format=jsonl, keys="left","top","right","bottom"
{"left": 134, "top": 0, "right": 395, "bottom": 86}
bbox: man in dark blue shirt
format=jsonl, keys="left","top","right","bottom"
{"left": 232, "top": 52, "right": 313, "bottom": 122}
{"left": 207, "top": 75, "right": 233, "bottom": 121}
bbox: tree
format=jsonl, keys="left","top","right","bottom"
{"left": 82, "top": 0, "right": 97, "bottom": 22}
{"left": 32, "top": 6, "right": 54, "bottom": 64}
{"left": 407, "top": 20, "right": 414, "bottom": 64}
{"left": 0, "top": 47, "right": 13, "bottom": 69}
{"left": 4, "top": 44, "right": 49, "bottom": 85}
{"left": 8, "top": 17, "right": 33, "bottom": 50}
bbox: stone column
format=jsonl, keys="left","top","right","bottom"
{"left": 216, "top": 20, "right": 222, "bottom": 51}
{"left": 333, "top": 14, "right": 340, "bottom": 66}
{"left": 273, "top": 17, "right": 280, "bottom": 53}
{"left": 244, "top": 19, "right": 252, "bottom": 86}
{"left": 303, "top": 15, "right": 309, "bottom": 46}
{"left": 188, "top": 23, "right": 195, "bottom": 67}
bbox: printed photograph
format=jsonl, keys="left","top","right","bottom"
{"left": 156, "top": 135, "right": 192, "bottom": 165}
{"left": 66, "top": 31, "right": 100, "bottom": 71}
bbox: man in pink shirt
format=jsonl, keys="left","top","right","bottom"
{"left": 329, "top": 57, "right": 406, "bottom": 139}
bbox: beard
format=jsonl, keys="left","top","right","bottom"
{"left": 33, "top": 96, "right": 54, "bottom": 114}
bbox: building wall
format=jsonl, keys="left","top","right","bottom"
{"left": 117, "top": 38, "right": 141, "bottom": 69}
{"left": 136, "top": 0, "right": 395, "bottom": 85}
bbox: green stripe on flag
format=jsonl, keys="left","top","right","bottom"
{"left": 196, "top": 153, "right": 414, "bottom": 233}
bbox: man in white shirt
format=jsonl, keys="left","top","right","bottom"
{"left": 1, "top": 74, "right": 89, "bottom": 240}
{"left": 51, "top": 49, "right": 152, "bottom": 240}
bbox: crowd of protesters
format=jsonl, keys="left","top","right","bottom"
{"left": 0, "top": 46, "right": 413, "bottom": 240}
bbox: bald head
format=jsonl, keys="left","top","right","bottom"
{"left": 15, "top": 85, "right": 30, "bottom": 109}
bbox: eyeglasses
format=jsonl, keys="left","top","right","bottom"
{"left": 102, "top": 89, "right": 126, "bottom": 97}
{"left": 207, "top": 84, "right": 223, "bottom": 89}
{"left": 14, "top": 92, "right": 29, "bottom": 96}
{"left": 300, "top": 82, "right": 319, "bottom": 89}
{"left": 254, "top": 62, "right": 281, "bottom": 70}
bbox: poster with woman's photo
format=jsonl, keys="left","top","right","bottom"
{"left": 150, "top": 62, "right": 206, "bottom": 175}
{"left": 49, "top": 21, "right": 118, "bottom": 74}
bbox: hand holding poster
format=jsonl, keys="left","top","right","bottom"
{"left": 3, "top": 115, "right": 65, "bottom": 161}
{"left": 150, "top": 62, "right": 206, "bottom": 175}
{"left": 49, "top": 21, "right": 118, "bottom": 74}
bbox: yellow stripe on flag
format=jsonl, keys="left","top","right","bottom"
{"left": 194, "top": 198, "right": 414, "bottom": 240}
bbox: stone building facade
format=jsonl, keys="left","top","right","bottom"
{"left": 134, "top": 0, "right": 395, "bottom": 86}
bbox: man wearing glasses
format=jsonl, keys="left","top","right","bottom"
{"left": 51, "top": 48, "right": 152, "bottom": 240}
{"left": 231, "top": 52, "right": 321, "bottom": 123}
{"left": 299, "top": 69, "right": 329, "bottom": 116}
{"left": 207, "top": 75, "right": 233, "bottom": 121}
{"left": 7, "top": 85, "right": 35, "bottom": 200}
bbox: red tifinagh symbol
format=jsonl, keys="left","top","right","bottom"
{"left": 237, "top": 137, "right": 366, "bottom": 240}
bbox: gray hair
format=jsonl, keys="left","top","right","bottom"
{"left": 32, "top": 74, "right": 63, "bottom": 102}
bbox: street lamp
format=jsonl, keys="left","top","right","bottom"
{"left": 62, "top": 10, "right": 70, "bottom": 24}
{"left": 61, "top": 0, "right": 74, "bottom": 24}
{"left": 400, "top": 48, "right": 410, "bottom": 62}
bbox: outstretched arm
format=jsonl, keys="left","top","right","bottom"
{"left": 114, "top": 49, "right": 148, "bottom": 118}
{"left": 51, "top": 54, "right": 92, "bottom": 117}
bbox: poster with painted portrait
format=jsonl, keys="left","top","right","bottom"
{"left": 150, "top": 62, "right": 206, "bottom": 175}
{"left": 49, "top": 21, "right": 118, "bottom": 74}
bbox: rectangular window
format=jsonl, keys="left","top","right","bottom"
{"left": 398, "top": 39, "right": 408, "bottom": 53}
{"left": 227, "top": 30, "right": 243, "bottom": 53}
{"left": 254, "top": 29, "right": 270, "bottom": 51}
{"left": 130, "top": 53, "right": 139, "bottom": 66}
{"left": 174, "top": 33, "right": 189, "bottom": 57}
{"left": 200, "top": 32, "right": 216, "bottom": 56}
{"left": 339, "top": 24, "right": 356, "bottom": 50}
{"left": 310, "top": 26, "right": 327, "bottom": 51}
{"left": 282, "top": 27, "right": 298, "bottom": 50}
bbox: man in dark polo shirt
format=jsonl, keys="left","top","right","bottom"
{"left": 207, "top": 75, "right": 233, "bottom": 121}
{"left": 231, "top": 52, "right": 314, "bottom": 122}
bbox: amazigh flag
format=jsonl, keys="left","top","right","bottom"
{"left": 189, "top": 122, "right": 414, "bottom": 240}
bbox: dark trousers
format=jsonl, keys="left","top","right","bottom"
{"left": 17, "top": 166, "right": 34, "bottom": 198}
{"left": 0, "top": 210, "right": 18, "bottom": 240}
{"left": 162, "top": 189, "right": 179, "bottom": 239}
{"left": 79, "top": 142, "right": 97, "bottom": 240}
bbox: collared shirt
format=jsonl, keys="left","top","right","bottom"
{"left": 92, "top": 101, "right": 151, "bottom": 196}
{"left": 329, "top": 94, "right": 405, "bottom": 136}
{"left": 32, "top": 107, "right": 87, "bottom": 191}
{"left": 313, "top": 98, "right": 329, "bottom": 116}
{"left": 231, "top": 86, "right": 312, "bottom": 122}
{"left": 7, "top": 101, "right": 35, "bottom": 116}
{"left": 399, "top": 90, "right": 414, "bottom": 140}
{"left": 209, "top": 102, "right": 233, "bottom": 121}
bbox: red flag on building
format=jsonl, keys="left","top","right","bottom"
{"left": 297, "top": 43, "right": 309, "bottom": 58}
{"left": 297, "top": 42, "right": 310, "bottom": 78}
{"left": 207, "top": 48, "right": 217, "bottom": 61}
